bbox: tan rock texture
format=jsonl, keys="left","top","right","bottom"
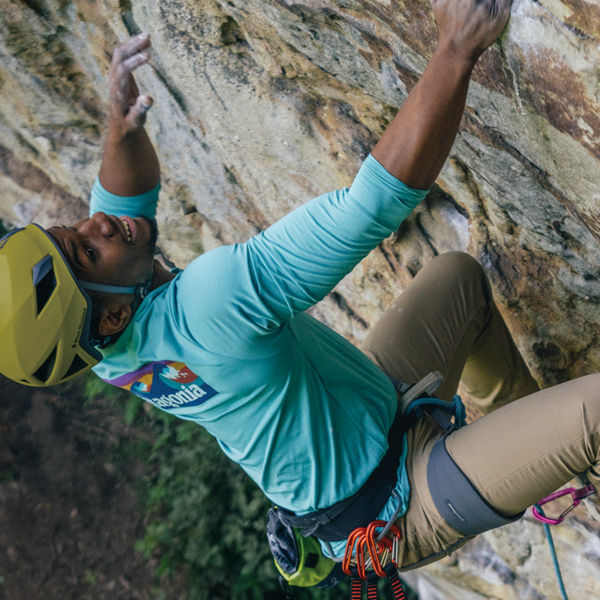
{"left": 1, "top": 0, "right": 599, "bottom": 598}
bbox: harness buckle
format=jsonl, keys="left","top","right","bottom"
{"left": 397, "top": 370, "right": 443, "bottom": 413}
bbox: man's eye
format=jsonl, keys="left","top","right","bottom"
{"left": 84, "top": 246, "right": 97, "bottom": 262}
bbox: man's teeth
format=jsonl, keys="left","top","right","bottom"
{"left": 120, "top": 218, "right": 132, "bottom": 243}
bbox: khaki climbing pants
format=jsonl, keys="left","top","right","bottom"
{"left": 362, "top": 251, "right": 600, "bottom": 570}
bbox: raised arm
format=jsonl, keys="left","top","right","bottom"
{"left": 98, "top": 33, "right": 160, "bottom": 196}
{"left": 223, "top": 0, "right": 513, "bottom": 327}
{"left": 372, "top": 0, "right": 511, "bottom": 190}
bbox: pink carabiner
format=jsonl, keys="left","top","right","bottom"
{"left": 532, "top": 484, "right": 596, "bottom": 525}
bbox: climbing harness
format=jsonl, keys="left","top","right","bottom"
{"left": 270, "top": 370, "right": 594, "bottom": 599}
{"left": 532, "top": 483, "right": 596, "bottom": 600}
{"left": 270, "top": 371, "right": 475, "bottom": 597}
{"left": 337, "top": 374, "right": 523, "bottom": 598}
{"left": 267, "top": 372, "right": 448, "bottom": 596}
{"left": 276, "top": 372, "right": 449, "bottom": 544}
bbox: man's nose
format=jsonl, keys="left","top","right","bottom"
{"left": 85, "top": 212, "right": 114, "bottom": 237}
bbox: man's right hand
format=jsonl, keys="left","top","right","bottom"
{"left": 432, "top": 0, "right": 511, "bottom": 63}
{"left": 109, "top": 33, "right": 154, "bottom": 136}
{"left": 371, "top": 0, "right": 512, "bottom": 190}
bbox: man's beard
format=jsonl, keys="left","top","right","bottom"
{"left": 142, "top": 216, "right": 159, "bottom": 253}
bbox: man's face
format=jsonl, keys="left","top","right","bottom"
{"left": 47, "top": 211, "right": 158, "bottom": 289}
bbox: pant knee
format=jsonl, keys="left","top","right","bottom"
{"left": 579, "top": 374, "right": 600, "bottom": 425}
{"left": 431, "top": 251, "right": 485, "bottom": 281}
{"left": 581, "top": 373, "right": 600, "bottom": 393}
{"left": 548, "top": 375, "right": 600, "bottom": 463}
{"left": 427, "top": 252, "right": 490, "bottom": 300}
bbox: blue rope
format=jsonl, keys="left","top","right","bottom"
{"left": 451, "top": 394, "right": 466, "bottom": 428}
{"left": 534, "top": 504, "right": 568, "bottom": 600}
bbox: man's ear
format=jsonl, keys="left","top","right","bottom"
{"left": 98, "top": 299, "right": 134, "bottom": 337}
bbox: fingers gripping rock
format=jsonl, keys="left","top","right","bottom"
{"left": 432, "top": 0, "right": 512, "bottom": 61}
{"left": 108, "top": 33, "right": 153, "bottom": 131}
{"left": 122, "top": 51, "right": 150, "bottom": 73}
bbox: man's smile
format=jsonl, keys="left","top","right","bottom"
{"left": 118, "top": 215, "right": 134, "bottom": 244}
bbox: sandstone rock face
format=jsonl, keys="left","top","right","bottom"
{"left": 1, "top": 0, "right": 599, "bottom": 597}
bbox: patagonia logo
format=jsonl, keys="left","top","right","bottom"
{"left": 445, "top": 498, "right": 466, "bottom": 523}
{"left": 104, "top": 361, "right": 217, "bottom": 411}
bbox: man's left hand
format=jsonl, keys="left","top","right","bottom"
{"left": 109, "top": 33, "right": 153, "bottom": 136}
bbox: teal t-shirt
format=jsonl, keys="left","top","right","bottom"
{"left": 90, "top": 155, "right": 427, "bottom": 556}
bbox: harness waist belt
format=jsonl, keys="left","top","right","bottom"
{"left": 278, "top": 407, "right": 414, "bottom": 542}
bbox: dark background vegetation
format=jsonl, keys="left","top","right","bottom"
{"left": 1, "top": 373, "right": 416, "bottom": 599}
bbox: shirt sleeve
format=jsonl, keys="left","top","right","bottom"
{"left": 243, "top": 153, "right": 428, "bottom": 322}
{"left": 89, "top": 178, "right": 160, "bottom": 219}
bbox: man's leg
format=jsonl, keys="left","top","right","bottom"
{"left": 395, "top": 379, "right": 600, "bottom": 569}
{"left": 362, "top": 251, "right": 538, "bottom": 413}
{"left": 446, "top": 375, "right": 600, "bottom": 516}
{"left": 363, "top": 253, "right": 600, "bottom": 567}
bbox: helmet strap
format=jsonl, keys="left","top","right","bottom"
{"left": 79, "top": 279, "right": 152, "bottom": 301}
{"left": 89, "top": 333, "right": 115, "bottom": 349}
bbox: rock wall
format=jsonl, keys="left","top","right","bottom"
{"left": 1, "top": 0, "right": 599, "bottom": 598}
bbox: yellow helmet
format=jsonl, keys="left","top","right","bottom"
{"left": 0, "top": 224, "right": 103, "bottom": 387}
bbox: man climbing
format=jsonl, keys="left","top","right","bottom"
{"left": 2, "top": 0, "right": 600, "bottom": 584}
